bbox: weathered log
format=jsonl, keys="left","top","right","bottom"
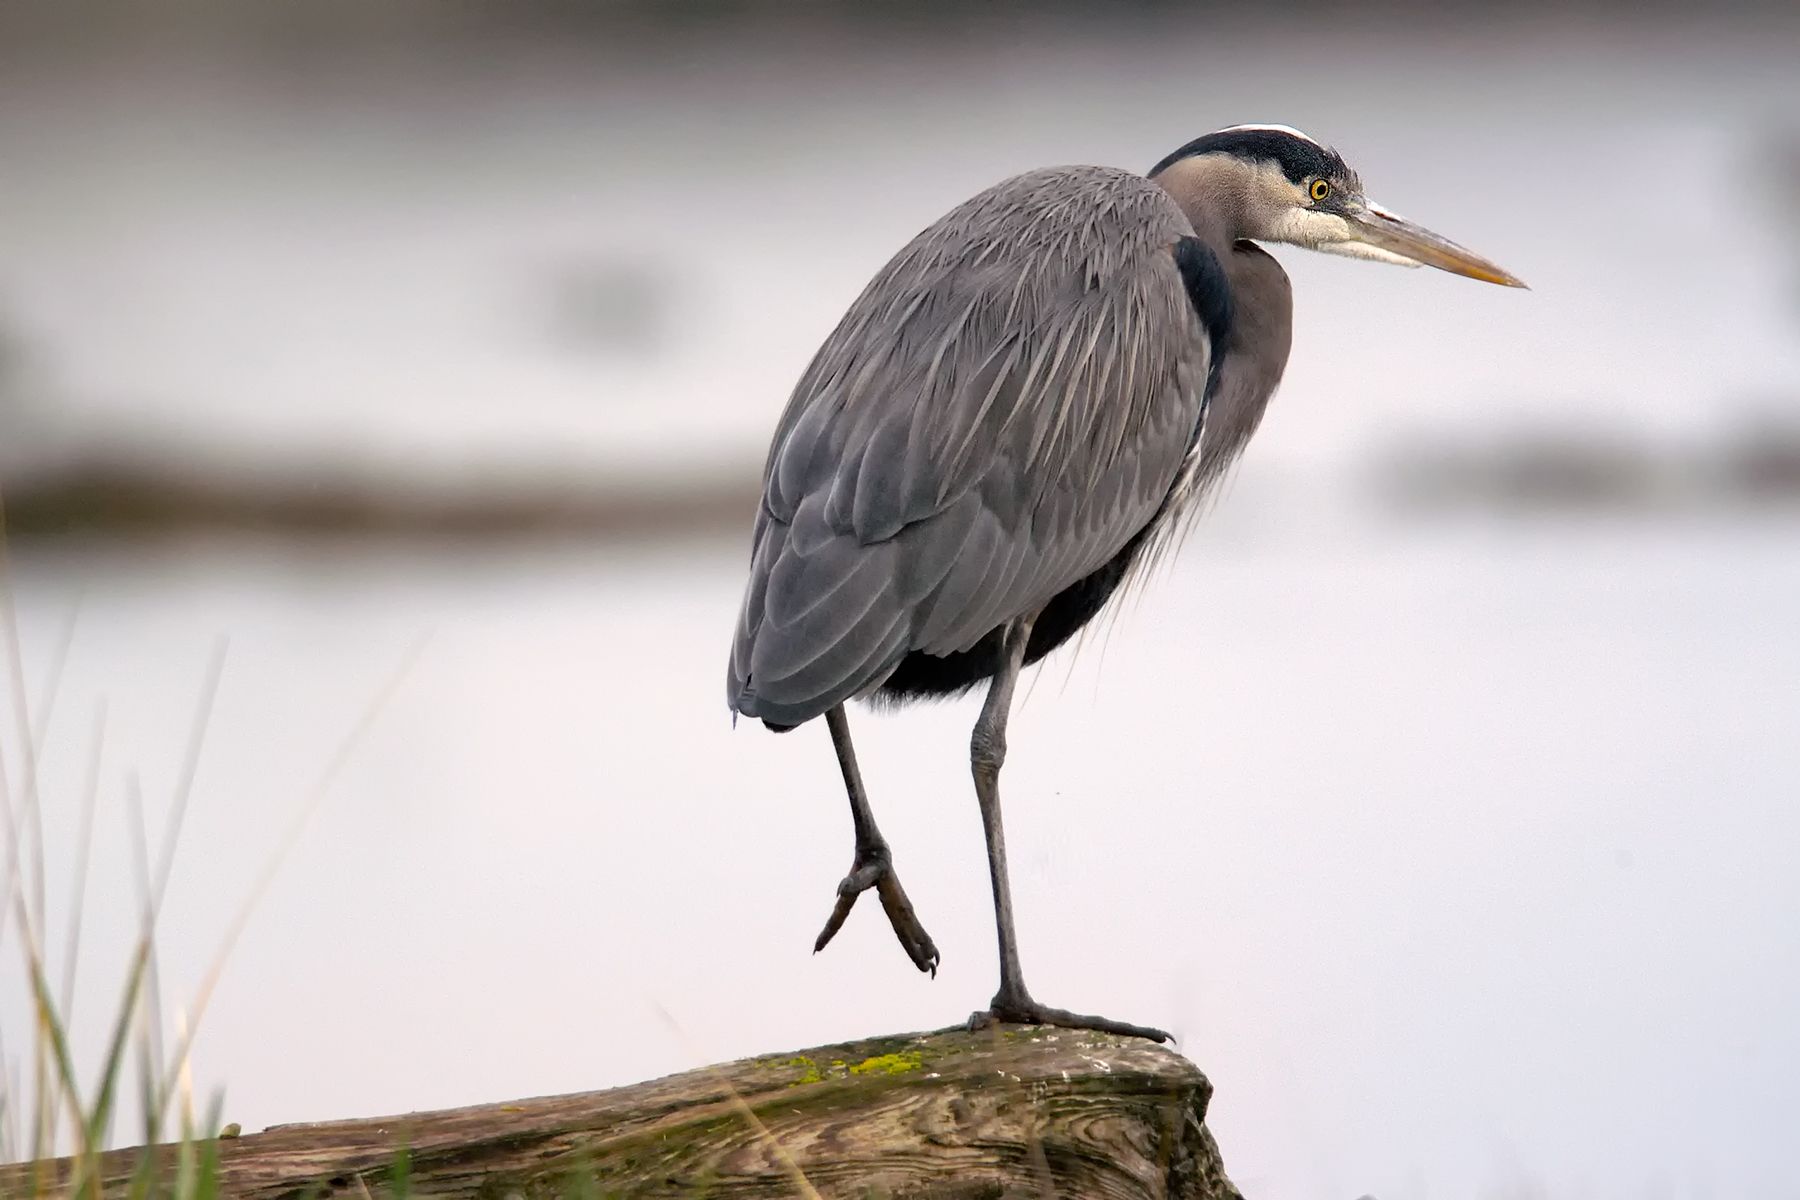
{"left": 1, "top": 1025, "right": 1243, "bottom": 1199}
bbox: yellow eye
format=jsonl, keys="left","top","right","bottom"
{"left": 1309, "top": 179, "right": 1332, "bottom": 203}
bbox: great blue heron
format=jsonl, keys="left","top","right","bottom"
{"left": 727, "top": 124, "right": 1523, "bottom": 1041}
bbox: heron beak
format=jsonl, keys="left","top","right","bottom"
{"left": 1347, "top": 200, "right": 1527, "bottom": 288}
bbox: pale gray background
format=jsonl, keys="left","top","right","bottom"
{"left": 2, "top": 5, "right": 1798, "bottom": 1198}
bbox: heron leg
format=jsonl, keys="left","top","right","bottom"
{"left": 968, "top": 618, "right": 1171, "bottom": 1044}
{"left": 812, "top": 704, "right": 940, "bottom": 975}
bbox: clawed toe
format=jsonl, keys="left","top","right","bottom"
{"left": 973, "top": 993, "right": 1170, "bottom": 1043}
{"left": 813, "top": 849, "right": 940, "bottom": 975}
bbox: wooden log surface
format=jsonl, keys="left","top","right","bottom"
{"left": 1, "top": 1025, "right": 1244, "bottom": 1199}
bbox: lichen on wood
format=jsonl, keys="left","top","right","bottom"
{"left": 0, "top": 1025, "right": 1243, "bottom": 1199}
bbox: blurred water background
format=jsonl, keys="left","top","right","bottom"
{"left": 2, "top": 4, "right": 1798, "bottom": 1198}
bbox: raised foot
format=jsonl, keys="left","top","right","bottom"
{"left": 813, "top": 845, "right": 939, "bottom": 975}
{"left": 971, "top": 994, "right": 1171, "bottom": 1043}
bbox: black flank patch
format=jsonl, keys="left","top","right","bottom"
{"left": 874, "top": 524, "right": 1155, "bottom": 705}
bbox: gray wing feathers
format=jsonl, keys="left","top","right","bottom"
{"left": 730, "top": 166, "right": 1209, "bottom": 724}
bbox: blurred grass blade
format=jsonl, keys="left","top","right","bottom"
{"left": 155, "top": 634, "right": 426, "bottom": 1123}
{"left": 152, "top": 642, "right": 227, "bottom": 918}
{"left": 28, "top": 600, "right": 81, "bottom": 750}
{"left": 81, "top": 936, "right": 151, "bottom": 1158}
{"left": 0, "top": 483, "right": 53, "bottom": 962}
{"left": 653, "top": 1002, "right": 821, "bottom": 1200}
{"left": 59, "top": 701, "right": 109, "bottom": 1019}
{"left": 390, "top": 1144, "right": 411, "bottom": 1199}
{"left": 125, "top": 774, "right": 170, "bottom": 1148}
{"left": 193, "top": 1104, "right": 224, "bottom": 1200}
{"left": 23, "top": 949, "right": 87, "bottom": 1172}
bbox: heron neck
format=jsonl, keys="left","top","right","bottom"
{"left": 1149, "top": 153, "right": 1256, "bottom": 249}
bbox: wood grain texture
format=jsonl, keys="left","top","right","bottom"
{"left": 0, "top": 1026, "right": 1244, "bottom": 1199}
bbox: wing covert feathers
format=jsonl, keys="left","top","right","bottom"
{"left": 729, "top": 166, "right": 1214, "bottom": 726}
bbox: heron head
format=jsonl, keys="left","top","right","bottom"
{"left": 1149, "top": 124, "right": 1525, "bottom": 288}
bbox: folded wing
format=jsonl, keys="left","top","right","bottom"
{"left": 729, "top": 166, "right": 1213, "bottom": 727}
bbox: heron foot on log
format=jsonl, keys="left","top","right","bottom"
{"left": 973, "top": 994, "right": 1173, "bottom": 1044}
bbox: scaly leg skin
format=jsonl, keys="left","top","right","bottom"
{"left": 964, "top": 619, "right": 1171, "bottom": 1044}
{"left": 812, "top": 704, "right": 940, "bottom": 975}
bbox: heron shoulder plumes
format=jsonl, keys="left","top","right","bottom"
{"left": 726, "top": 123, "right": 1523, "bottom": 1040}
